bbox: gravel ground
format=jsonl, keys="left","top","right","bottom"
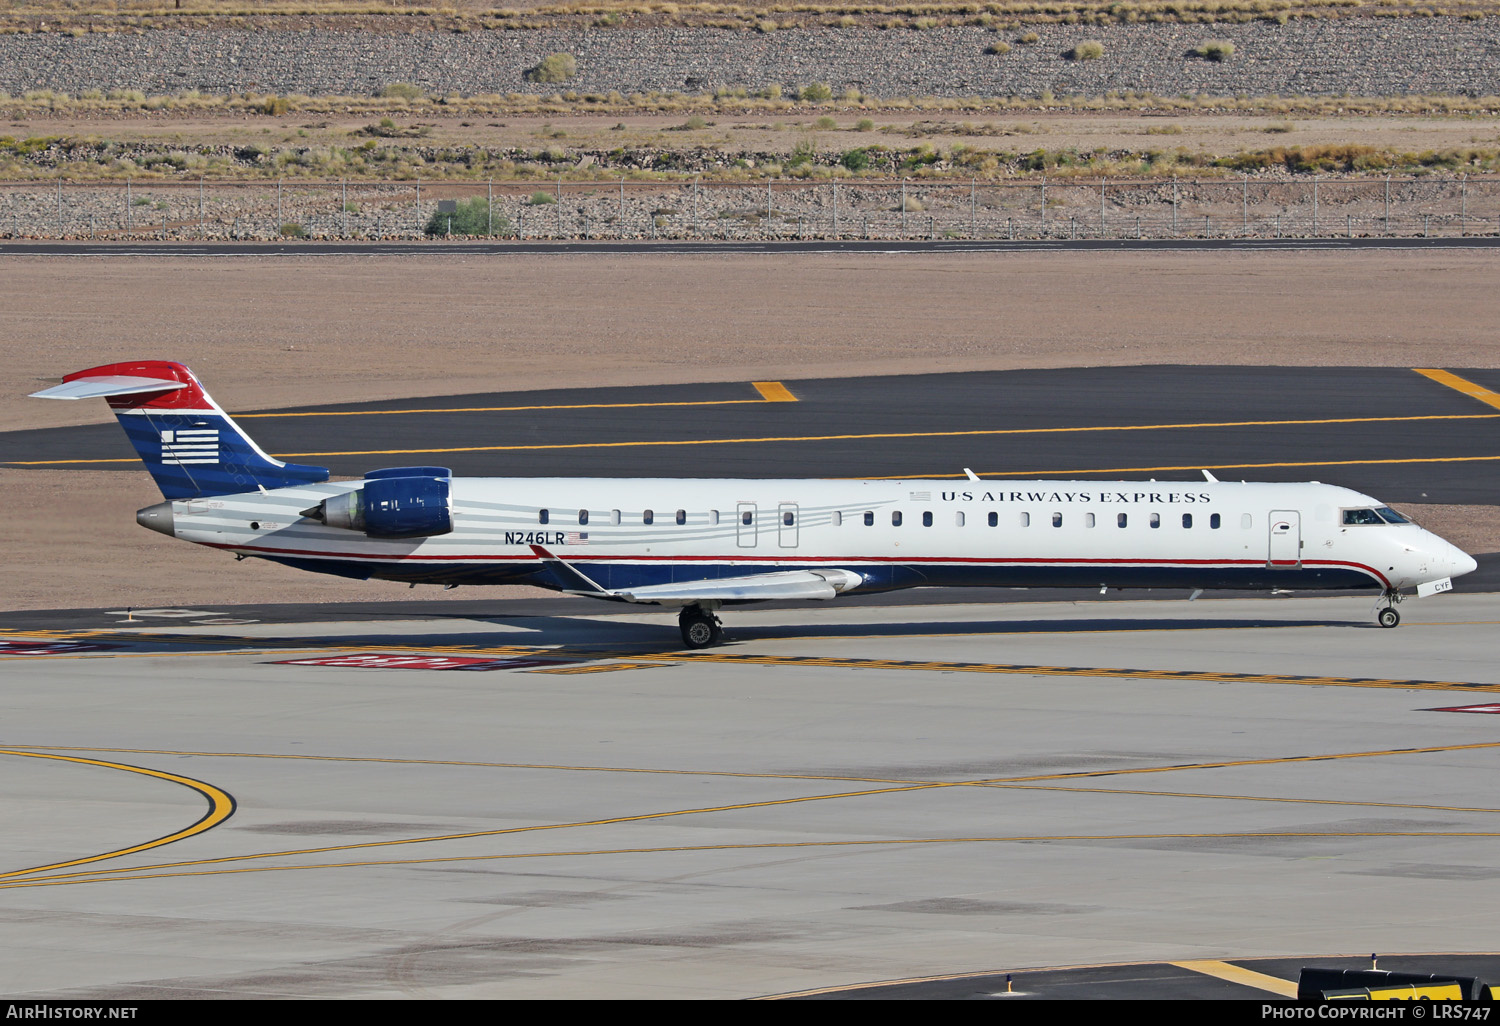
{"left": 0, "top": 21, "right": 1498, "bottom": 101}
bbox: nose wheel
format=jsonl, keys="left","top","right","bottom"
{"left": 1375, "top": 589, "right": 1402, "bottom": 628}
{"left": 678, "top": 606, "right": 723, "bottom": 648}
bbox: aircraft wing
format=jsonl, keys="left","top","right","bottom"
{"left": 528, "top": 546, "right": 861, "bottom": 605}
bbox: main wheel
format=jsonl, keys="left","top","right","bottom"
{"left": 679, "top": 610, "right": 722, "bottom": 648}
{"left": 1377, "top": 607, "right": 1400, "bottom": 629}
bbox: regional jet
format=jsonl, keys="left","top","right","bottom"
{"left": 33, "top": 361, "right": 1477, "bottom": 647}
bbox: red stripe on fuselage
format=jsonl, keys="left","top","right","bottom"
{"left": 199, "top": 541, "right": 1391, "bottom": 588}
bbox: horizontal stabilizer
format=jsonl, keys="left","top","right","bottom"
{"left": 30, "top": 375, "right": 187, "bottom": 401}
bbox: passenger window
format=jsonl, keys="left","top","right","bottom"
{"left": 1117, "top": 513, "right": 1128, "bottom": 528}
{"left": 1182, "top": 513, "right": 1192, "bottom": 528}
{"left": 578, "top": 509, "right": 589, "bottom": 526}
{"left": 1241, "top": 513, "right": 1252, "bottom": 529}
{"left": 1150, "top": 513, "right": 1160, "bottom": 529}
{"left": 864, "top": 511, "right": 874, "bottom": 526}
{"left": 643, "top": 509, "right": 654, "bottom": 525}
{"left": 922, "top": 511, "right": 933, "bottom": 527}
{"left": 1210, "top": 513, "right": 1221, "bottom": 529}
{"left": 1085, "top": 513, "right": 1096, "bottom": 528}
{"left": 1051, "top": 512, "right": 1063, "bottom": 527}
{"left": 610, "top": 509, "right": 621, "bottom": 526}
{"left": 892, "top": 511, "right": 903, "bottom": 527}
{"left": 538, "top": 508, "right": 549, "bottom": 524}
{"left": 955, "top": 512, "right": 965, "bottom": 527}
{"left": 832, "top": 511, "right": 842, "bottom": 526}
{"left": 710, "top": 509, "right": 720, "bottom": 525}
{"left": 676, "top": 509, "right": 687, "bottom": 525}
{"left": 742, "top": 510, "right": 753, "bottom": 526}
{"left": 783, "top": 511, "right": 795, "bottom": 526}
{"left": 987, "top": 512, "right": 998, "bottom": 527}
{"left": 1020, "top": 512, "right": 1030, "bottom": 527}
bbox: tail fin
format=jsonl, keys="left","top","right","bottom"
{"left": 31, "top": 360, "right": 329, "bottom": 500}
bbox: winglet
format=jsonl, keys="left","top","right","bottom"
{"left": 529, "top": 545, "right": 610, "bottom": 595}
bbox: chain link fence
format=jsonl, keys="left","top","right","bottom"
{"left": 2, "top": 175, "right": 1497, "bottom": 241}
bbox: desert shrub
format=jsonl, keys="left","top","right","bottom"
{"left": 526, "top": 53, "right": 577, "bottom": 84}
{"left": 1070, "top": 41, "right": 1105, "bottom": 60}
{"left": 840, "top": 147, "right": 869, "bottom": 171}
{"left": 379, "top": 82, "right": 424, "bottom": 100}
{"left": 424, "top": 197, "right": 510, "bottom": 237}
{"left": 261, "top": 96, "right": 289, "bottom": 115}
{"left": 799, "top": 82, "right": 834, "bottom": 102}
{"left": 986, "top": 41, "right": 1012, "bottom": 55}
{"left": 1195, "top": 40, "right": 1236, "bottom": 61}
{"left": 814, "top": 115, "right": 838, "bottom": 130}
{"left": 528, "top": 191, "right": 556, "bottom": 205}
{"left": 279, "top": 222, "right": 306, "bottom": 238}
{"left": 1017, "top": 31, "right": 1039, "bottom": 44}
{"left": 855, "top": 118, "right": 875, "bottom": 131}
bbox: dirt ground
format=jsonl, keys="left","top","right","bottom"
{"left": 7, "top": 110, "right": 1499, "bottom": 169}
{"left": 4, "top": 248, "right": 1500, "bottom": 611}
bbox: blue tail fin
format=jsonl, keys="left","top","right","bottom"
{"left": 31, "top": 360, "right": 329, "bottom": 500}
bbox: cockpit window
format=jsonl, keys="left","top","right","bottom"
{"left": 1374, "top": 506, "right": 1410, "bottom": 524}
{"left": 1342, "top": 508, "right": 1383, "bottom": 526}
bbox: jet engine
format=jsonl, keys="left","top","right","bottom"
{"left": 302, "top": 467, "right": 452, "bottom": 539}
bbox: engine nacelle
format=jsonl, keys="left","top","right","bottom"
{"left": 303, "top": 467, "right": 453, "bottom": 539}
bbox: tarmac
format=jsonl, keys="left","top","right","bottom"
{"left": 4, "top": 590, "right": 1500, "bottom": 998}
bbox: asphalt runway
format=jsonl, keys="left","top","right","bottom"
{"left": 5, "top": 364, "right": 1500, "bottom": 999}
{"left": 11, "top": 365, "right": 1500, "bottom": 504}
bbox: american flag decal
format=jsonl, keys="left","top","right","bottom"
{"left": 909, "top": 490, "right": 931, "bottom": 501}
{"left": 566, "top": 531, "right": 589, "bottom": 545}
{"left": 160, "top": 427, "right": 219, "bottom": 465}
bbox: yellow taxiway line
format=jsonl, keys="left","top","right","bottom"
{"left": 1415, "top": 368, "right": 1500, "bottom": 411}
{"left": 1170, "top": 960, "right": 1300, "bottom": 997}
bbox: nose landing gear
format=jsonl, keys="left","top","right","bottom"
{"left": 678, "top": 605, "right": 723, "bottom": 648}
{"left": 1375, "top": 589, "right": 1402, "bottom": 628}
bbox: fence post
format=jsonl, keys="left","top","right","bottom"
{"left": 342, "top": 178, "right": 348, "bottom": 238}
{"left": 619, "top": 175, "right": 625, "bottom": 238}
{"left": 1171, "top": 176, "right": 1178, "bottom": 233}
{"left": 901, "top": 179, "right": 907, "bottom": 234}
{"left": 1242, "top": 174, "right": 1248, "bottom": 235}
{"left": 1313, "top": 176, "right": 1319, "bottom": 235}
{"left": 972, "top": 178, "right": 977, "bottom": 238}
{"left": 1384, "top": 175, "right": 1390, "bottom": 233}
{"left": 488, "top": 179, "right": 493, "bottom": 237}
{"left": 1099, "top": 179, "right": 1105, "bottom": 237}
{"left": 56, "top": 179, "right": 62, "bottom": 237}
{"left": 693, "top": 176, "right": 699, "bottom": 236}
{"left": 126, "top": 180, "right": 131, "bottom": 234}
{"left": 1040, "top": 176, "right": 1046, "bottom": 231}
{"left": 833, "top": 179, "right": 839, "bottom": 239}
{"left": 415, "top": 179, "right": 420, "bottom": 234}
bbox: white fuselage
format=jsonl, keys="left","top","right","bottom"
{"left": 145, "top": 476, "right": 1476, "bottom": 598}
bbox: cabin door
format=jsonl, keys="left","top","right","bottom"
{"left": 1268, "top": 510, "right": 1301, "bottom": 568}
{"left": 737, "top": 502, "right": 757, "bottom": 548}
{"left": 778, "top": 503, "right": 799, "bottom": 548}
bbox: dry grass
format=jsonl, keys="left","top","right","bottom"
{"left": 1, "top": 0, "right": 1499, "bottom": 32}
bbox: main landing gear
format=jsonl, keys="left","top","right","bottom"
{"left": 678, "top": 605, "right": 723, "bottom": 648}
{"left": 1376, "top": 589, "right": 1402, "bottom": 629}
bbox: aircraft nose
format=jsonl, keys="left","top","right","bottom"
{"left": 1453, "top": 549, "right": 1479, "bottom": 578}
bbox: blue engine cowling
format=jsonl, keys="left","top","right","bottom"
{"left": 306, "top": 467, "right": 453, "bottom": 539}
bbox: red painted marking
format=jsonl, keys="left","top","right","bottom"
{"left": 1426, "top": 704, "right": 1500, "bottom": 714}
